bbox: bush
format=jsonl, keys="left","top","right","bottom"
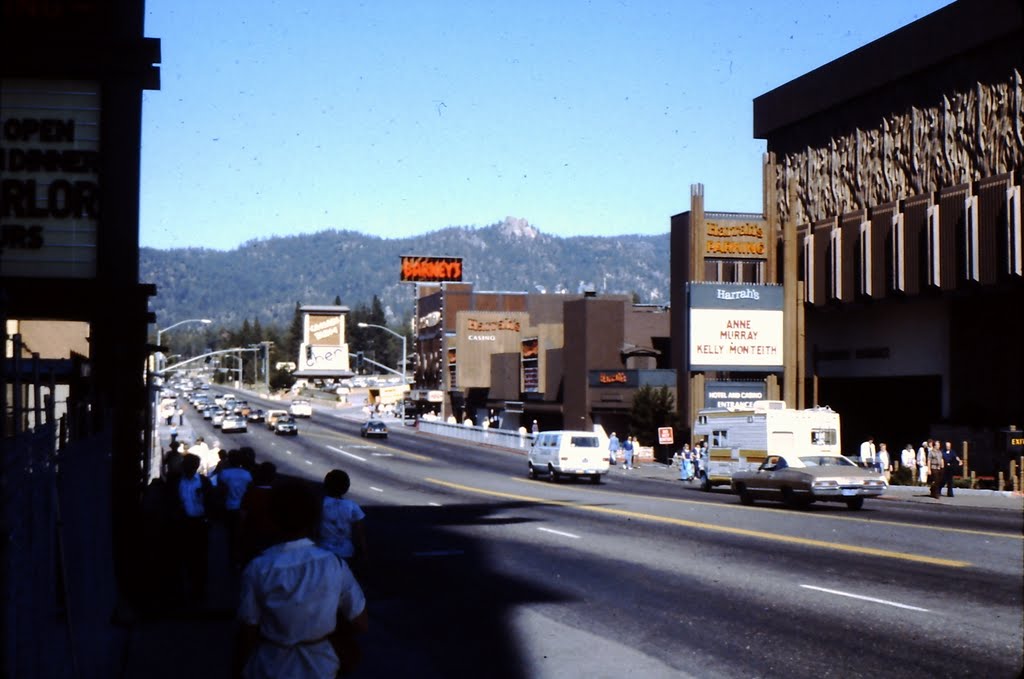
{"left": 889, "top": 467, "right": 915, "bottom": 486}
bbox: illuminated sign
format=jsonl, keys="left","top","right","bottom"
{"left": 305, "top": 314, "right": 342, "bottom": 345}
{"left": 521, "top": 337, "right": 539, "bottom": 392}
{"left": 704, "top": 380, "right": 767, "bottom": 409}
{"left": 688, "top": 283, "right": 783, "bottom": 372}
{"left": 589, "top": 370, "right": 638, "bottom": 388}
{"left": 400, "top": 255, "right": 463, "bottom": 282}
{"left": 704, "top": 219, "right": 767, "bottom": 259}
{"left": 467, "top": 317, "right": 520, "bottom": 333}
{"left": 1, "top": 79, "right": 101, "bottom": 278}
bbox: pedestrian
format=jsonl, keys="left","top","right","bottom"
{"left": 218, "top": 449, "right": 254, "bottom": 566}
{"left": 318, "top": 469, "right": 368, "bottom": 572}
{"left": 235, "top": 482, "right": 368, "bottom": 679}
{"left": 901, "top": 444, "right": 916, "bottom": 482}
{"left": 174, "top": 453, "right": 212, "bottom": 603}
{"left": 927, "top": 441, "right": 945, "bottom": 498}
{"left": 177, "top": 406, "right": 184, "bottom": 426}
{"left": 679, "top": 443, "right": 693, "bottom": 481}
{"left": 239, "top": 462, "right": 278, "bottom": 565}
{"left": 942, "top": 441, "right": 962, "bottom": 498}
{"left": 877, "top": 443, "right": 891, "bottom": 479}
{"left": 608, "top": 432, "right": 620, "bottom": 465}
{"left": 622, "top": 436, "right": 635, "bottom": 470}
{"left": 531, "top": 420, "right": 539, "bottom": 436}
{"left": 859, "top": 436, "right": 876, "bottom": 469}
{"left": 917, "top": 440, "right": 930, "bottom": 486}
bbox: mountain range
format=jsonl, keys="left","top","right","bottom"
{"left": 140, "top": 217, "right": 671, "bottom": 329}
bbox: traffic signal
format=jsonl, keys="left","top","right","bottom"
{"left": 306, "top": 345, "right": 313, "bottom": 360}
{"left": 356, "top": 351, "right": 363, "bottom": 371}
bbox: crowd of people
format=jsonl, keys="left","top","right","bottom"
{"left": 149, "top": 437, "right": 371, "bottom": 678}
{"left": 859, "top": 436, "right": 963, "bottom": 498}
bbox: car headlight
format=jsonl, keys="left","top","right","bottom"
{"left": 864, "top": 480, "right": 887, "bottom": 488}
{"left": 811, "top": 480, "right": 839, "bottom": 489}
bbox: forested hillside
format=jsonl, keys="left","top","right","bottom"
{"left": 141, "top": 217, "right": 670, "bottom": 329}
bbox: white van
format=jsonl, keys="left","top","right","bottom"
{"left": 528, "top": 430, "right": 609, "bottom": 483}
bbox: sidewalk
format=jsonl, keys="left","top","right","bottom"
{"left": 619, "top": 460, "right": 1024, "bottom": 511}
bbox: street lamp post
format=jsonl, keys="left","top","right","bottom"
{"left": 357, "top": 322, "right": 407, "bottom": 383}
{"left": 156, "top": 318, "right": 212, "bottom": 373}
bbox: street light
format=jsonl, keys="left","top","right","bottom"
{"left": 357, "top": 322, "right": 407, "bottom": 383}
{"left": 156, "top": 318, "right": 212, "bottom": 372}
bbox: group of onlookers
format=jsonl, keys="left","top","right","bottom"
{"left": 155, "top": 438, "right": 371, "bottom": 677}
{"left": 860, "top": 436, "right": 963, "bottom": 498}
{"left": 673, "top": 442, "right": 708, "bottom": 482}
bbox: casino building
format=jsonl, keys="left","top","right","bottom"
{"left": 672, "top": 0, "right": 1023, "bottom": 472}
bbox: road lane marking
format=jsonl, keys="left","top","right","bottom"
{"left": 369, "top": 486, "right": 384, "bottom": 493}
{"left": 512, "top": 478, "right": 1023, "bottom": 541}
{"left": 428, "top": 502, "right": 442, "bottom": 507}
{"left": 304, "top": 460, "right": 313, "bottom": 465}
{"left": 327, "top": 445, "right": 367, "bottom": 462}
{"left": 426, "top": 478, "right": 971, "bottom": 568}
{"left": 538, "top": 527, "right": 580, "bottom": 539}
{"left": 800, "top": 584, "right": 930, "bottom": 612}
{"left": 286, "top": 450, "right": 293, "bottom": 455}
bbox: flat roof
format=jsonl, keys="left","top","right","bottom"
{"left": 753, "top": 0, "right": 1023, "bottom": 139}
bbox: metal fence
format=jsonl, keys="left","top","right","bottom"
{"left": 1, "top": 332, "right": 119, "bottom": 679}
{"left": 417, "top": 418, "right": 535, "bottom": 451}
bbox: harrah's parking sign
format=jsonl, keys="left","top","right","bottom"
{"left": 400, "top": 255, "right": 463, "bottom": 283}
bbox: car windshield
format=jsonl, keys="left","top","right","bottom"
{"left": 798, "top": 455, "right": 856, "bottom": 467}
{"left": 570, "top": 436, "right": 599, "bottom": 447}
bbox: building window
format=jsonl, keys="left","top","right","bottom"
{"left": 891, "top": 212, "right": 905, "bottom": 293}
{"left": 964, "top": 194, "right": 979, "bottom": 282}
{"left": 1008, "top": 184, "right": 1023, "bottom": 277}
{"left": 829, "top": 227, "right": 843, "bottom": 300}
{"left": 926, "top": 204, "right": 941, "bottom": 287}
{"left": 858, "top": 220, "right": 872, "bottom": 297}
{"left": 803, "top": 233, "right": 815, "bottom": 304}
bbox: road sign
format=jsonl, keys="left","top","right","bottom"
{"left": 658, "top": 427, "right": 674, "bottom": 445}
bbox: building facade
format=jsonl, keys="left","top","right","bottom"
{"left": 750, "top": 0, "right": 1023, "bottom": 470}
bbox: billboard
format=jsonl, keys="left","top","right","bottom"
{"left": 704, "top": 217, "right": 768, "bottom": 259}
{"left": 0, "top": 79, "right": 102, "bottom": 278}
{"left": 400, "top": 255, "right": 463, "bottom": 282}
{"left": 703, "top": 380, "right": 767, "bottom": 409}
{"left": 296, "top": 307, "right": 349, "bottom": 375}
{"left": 688, "top": 283, "right": 783, "bottom": 371}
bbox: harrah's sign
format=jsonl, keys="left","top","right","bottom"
{"left": 400, "top": 255, "right": 463, "bottom": 282}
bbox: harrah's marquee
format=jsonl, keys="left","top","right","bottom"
{"left": 688, "top": 283, "right": 784, "bottom": 372}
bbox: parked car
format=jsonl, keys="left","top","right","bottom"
{"left": 265, "top": 409, "right": 288, "bottom": 429}
{"left": 289, "top": 399, "right": 312, "bottom": 418}
{"left": 221, "top": 414, "right": 248, "bottom": 433}
{"left": 360, "top": 419, "right": 389, "bottom": 438}
{"left": 528, "top": 430, "right": 608, "bottom": 483}
{"left": 730, "top": 453, "right": 887, "bottom": 510}
{"left": 274, "top": 415, "right": 298, "bottom": 435}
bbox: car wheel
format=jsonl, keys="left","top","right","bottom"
{"left": 781, "top": 487, "right": 802, "bottom": 508}
{"left": 845, "top": 497, "right": 865, "bottom": 510}
{"left": 736, "top": 484, "right": 754, "bottom": 505}
{"left": 591, "top": 474, "right": 602, "bottom": 484}
{"left": 699, "top": 472, "right": 712, "bottom": 492}
{"left": 528, "top": 464, "right": 538, "bottom": 480}
{"left": 547, "top": 465, "right": 559, "bottom": 483}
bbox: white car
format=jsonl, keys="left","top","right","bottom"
{"left": 528, "top": 430, "right": 609, "bottom": 483}
{"left": 289, "top": 399, "right": 312, "bottom": 418}
{"left": 220, "top": 414, "right": 248, "bottom": 433}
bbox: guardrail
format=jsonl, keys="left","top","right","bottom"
{"left": 417, "top": 419, "right": 534, "bottom": 451}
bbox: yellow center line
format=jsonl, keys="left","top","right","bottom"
{"left": 508, "top": 479, "right": 1023, "bottom": 541}
{"left": 426, "top": 478, "right": 972, "bottom": 568}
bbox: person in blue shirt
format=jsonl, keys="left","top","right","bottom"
{"left": 941, "top": 441, "right": 962, "bottom": 497}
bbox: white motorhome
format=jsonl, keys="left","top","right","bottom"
{"left": 692, "top": 400, "right": 842, "bottom": 490}
{"left": 528, "top": 430, "right": 609, "bottom": 483}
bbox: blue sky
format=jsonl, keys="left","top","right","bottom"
{"left": 140, "top": 0, "right": 953, "bottom": 251}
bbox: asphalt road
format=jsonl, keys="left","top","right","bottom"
{"left": 184, "top": 390, "right": 1024, "bottom": 679}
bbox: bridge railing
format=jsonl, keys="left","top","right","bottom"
{"left": 416, "top": 419, "right": 534, "bottom": 451}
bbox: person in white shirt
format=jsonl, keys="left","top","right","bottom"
{"left": 318, "top": 469, "right": 367, "bottom": 567}
{"left": 877, "top": 442, "right": 891, "bottom": 479}
{"left": 237, "top": 483, "right": 368, "bottom": 679}
{"left": 901, "top": 444, "right": 916, "bottom": 477}
{"left": 859, "top": 437, "right": 876, "bottom": 468}
{"left": 917, "top": 440, "right": 931, "bottom": 485}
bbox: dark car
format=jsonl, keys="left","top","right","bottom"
{"left": 247, "top": 408, "right": 265, "bottom": 422}
{"left": 360, "top": 419, "right": 388, "bottom": 438}
{"left": 274, "top": 415, "right": 298, "bottom": 436}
